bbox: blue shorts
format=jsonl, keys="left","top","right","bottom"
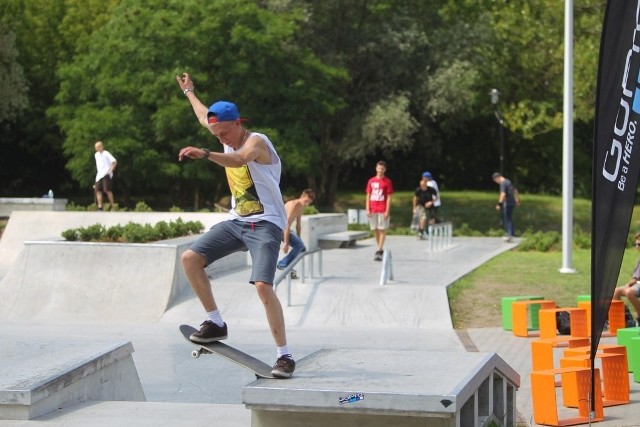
{"left": 189, "top": 219, "right": 282, "bottom": 285}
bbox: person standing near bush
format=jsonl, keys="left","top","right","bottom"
{"left": 175, "top": 72, "right": 294, "bottom": 378}
{"left": 366, "top": 160, "right": 394, "bottom": 261}
{"left": 492, "top": 172, "right": 520, "bottom": 242}
{"left": 94, "top": 141, "right": 117, "bottom": 211}
{"left": 612, "top": 232, "right": 640, "bottom": 327}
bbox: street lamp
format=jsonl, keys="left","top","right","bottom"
{"left": 490, "top": 88, "right": 505, "bottom": 175}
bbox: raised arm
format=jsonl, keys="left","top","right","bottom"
{"left": 176, "top": 73, "right": 210, "bottom": 130}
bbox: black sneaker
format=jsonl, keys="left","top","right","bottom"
{"left": 290, "top": 270, "right": 299, "bottom": 280}
{"left": 271, "top": 355, "right": 295, "bottom": 378}
{"left": 374, "top": 250, "right": 383, "bottom": 261}
{"left": 189, "top": 320, "right": 228, "bottom": 343}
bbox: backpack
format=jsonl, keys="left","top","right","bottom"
{"left": 625, "top": 305, "right": 637, "bottom": 328}
{"left": 556, "top": 311, "right": 571, "bottom": 335}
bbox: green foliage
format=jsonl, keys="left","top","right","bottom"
{"left": 303, "top": 205, "right": 319, "bottom": 215}
{"left": 48, "top": 0, "right": 346, "bottom": 208}
{"left": 61, "top": 228, "right": 79, "bottom": 241}
{"left": 0, "top": 27, "right": 28, "bottom": 122}
{"left": 0, "top": 0, "right": 611, "bottom": 205}
{"left": 517, "top": 230, "right": 561, "bottom": 252}
{"left": 61, "top": 218, "right": 204, "bottom": 243}
{"left": 134, "top": 201, "right": 153, "bottom": 212}
{"left": 65, "top": 201, "right": 87, "bottom": 211}
{"left": 77, "top": 223, "right": 106, "bottom": 241}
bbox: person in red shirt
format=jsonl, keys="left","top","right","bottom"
{"left": 365, "top": 160, "right": 394, "bottom": 261}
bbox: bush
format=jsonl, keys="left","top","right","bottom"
{"left": 65, "top": 202, "right": 87, "bottom": 211}
{"left": 134, "top": 201, "right": 153, "bottom": 212}
{"left": 77, "top": 224, "right": 106, "bottom": 241}
{"left": 517, "top": 230, "right": 561, "bottom": 252}
{"left": 304, "top": 205, "right": 320, "bottom": 215}
{"left": 61, "top": 228, "right": 79, "bottom": 241}
{"left": 61, "top": 218, "right": 204, "bottom": 243}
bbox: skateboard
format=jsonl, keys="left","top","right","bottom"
{"left": 179, "top": 324, "right": 279, "bottom": 379}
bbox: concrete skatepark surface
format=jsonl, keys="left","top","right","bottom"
{"left": 1, "top": 211, "right": 639, "bottom": 426}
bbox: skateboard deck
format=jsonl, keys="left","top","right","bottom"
{"left": 179, "top": 324, "right": 278, "bottom": 379}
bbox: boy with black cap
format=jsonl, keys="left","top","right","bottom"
{"left": 175, "top": 72, "right": 294, "bottom": 378}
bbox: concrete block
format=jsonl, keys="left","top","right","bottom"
{"left": 0, "top": 341, "right": 145, "bottom": 420}
{"left": 243, "top": 349, "right": 519, "bottom": 427}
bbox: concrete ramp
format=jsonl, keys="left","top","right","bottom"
{"left": 0, "top": 239, "right": 246, "bottom": 322}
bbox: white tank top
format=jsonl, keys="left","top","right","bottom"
{"left": 224, "top": 132, "right": 286, "bottom": 230}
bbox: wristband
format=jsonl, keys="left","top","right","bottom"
{"left": 201, "top": 148, "right": 210, "bottom": 159}
{"left": 183, "top": 88, "right": 193, "bottom": 96}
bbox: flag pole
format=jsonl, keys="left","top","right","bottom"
{"left": 560, "top": 0, "right": 576, "bottom": 275}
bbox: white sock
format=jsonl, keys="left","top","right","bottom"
{"left": 206, "top": 309, "right": 224, "bottom": 327}
{"left": 277, "top": 345, "right": 291, "bottom": 359}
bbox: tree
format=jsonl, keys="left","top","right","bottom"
{"left": 0, "top": 28, "right": 28, "bottom": 123}
{"left": 50, "top": 0, "right": 346, "bottom": 208}
{"left": 430, "top": 0, "right": 604, "bottom": 195}
{"left": 0, "top": 0, "right": 119, "bottom": 197}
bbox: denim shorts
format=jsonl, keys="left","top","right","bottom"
{"left": 189, "top": 219, "right": 282, "bottom": 285}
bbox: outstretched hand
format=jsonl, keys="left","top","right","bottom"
{"left": 176, "top": 73, "right": 194, "bottom": 92}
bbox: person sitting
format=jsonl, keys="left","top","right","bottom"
{"left": 612, "top": 232, "right": 640, "bottom": 327}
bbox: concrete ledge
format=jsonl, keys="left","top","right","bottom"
{"left": 0, "top": 211, "right": 231, "bottom": 277}
{"left": 300, "top": 214, "right": 369, "bottom": 251}
{"left": 0, "top": 198, "right": 67, "bottom": 217}
{"left": 0, "top": 340, "right": 145, "bottom": 420}
{"left": 244, "top": 349, "right": 520, "bottom": 427}
{"left": 318, "top": 230, "right": 369, "bottom": 249}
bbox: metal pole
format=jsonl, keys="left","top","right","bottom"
{"left": 560, "top": 0, "right": 576, "bottom": 274}
{"left": 490, "top": 89, "right": 504, "bottom": 174}
{"left": 500, "top": 123, "right": 505, "bottom": 175}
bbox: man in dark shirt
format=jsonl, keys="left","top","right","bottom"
{"left": 493, "top": 172, "right": 520, "bottom": 242}
{"left": 412, "top": 178, "right": 438, "bottom": 239}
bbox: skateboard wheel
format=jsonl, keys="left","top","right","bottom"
{"left": 191, "top": 349, "right": 200, "bottom": 358}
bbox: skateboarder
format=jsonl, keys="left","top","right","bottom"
{"left": 175, "top": 72, "right": 294, "bottom": 378}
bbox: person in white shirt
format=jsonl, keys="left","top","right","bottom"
{"left": 94, "top": 141, "right": 117, "bottom": 211}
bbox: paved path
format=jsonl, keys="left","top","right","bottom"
{"left": 1, "top": 234, "right": 639, "bottom": 426}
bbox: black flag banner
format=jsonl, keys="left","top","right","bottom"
{"left": 593, "top": 0, "right": 640, "bottom": 370}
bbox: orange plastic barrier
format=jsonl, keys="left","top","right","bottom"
{"left": 560, "top": 351, "right": 629, "bottom": 407}
{"left": 577, "top": 300, "right": 626, "bottom": 336}
{"left": 512, "top": 300, "right": 556, "bottom": 337}
{"left": 539, "top": 307, "right": 588, "bottom": 339}
{"left": 531, "top": 367, "right": 604, "bottom": 426}
{"left": 531, "top": 337, "right": 591, "bottom": 372}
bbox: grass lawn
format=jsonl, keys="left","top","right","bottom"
{"left": 447, "top": 247, "right": 640, "bottom": 329}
